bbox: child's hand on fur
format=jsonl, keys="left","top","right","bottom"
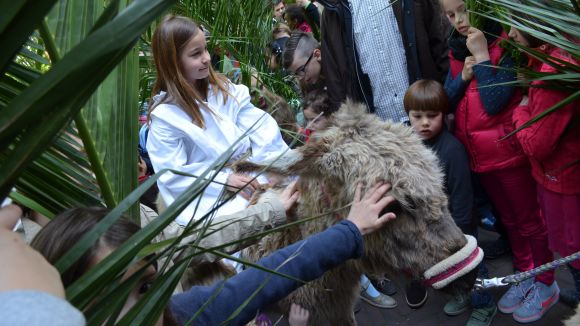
{"left": 288, "top": 303, "right": 310, "bottom": 326}
{"left": 347, "top": 182, "right": 396, "bottom": 235}
{"left": 279, "top": 181, "right": 300, "bottom": 212}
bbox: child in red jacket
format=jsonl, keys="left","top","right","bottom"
{"left": 440, "top": 0, "right": 558, "bottom": 323}
{"left": 509, "top": 24, "right": 580, "bottom": 309}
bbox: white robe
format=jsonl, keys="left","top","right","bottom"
{"left": 146, "top": 83, "right": 289, "bottom": 225}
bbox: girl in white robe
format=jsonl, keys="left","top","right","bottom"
{"left": 146, "top": 15, "right": 289, "bottom": 225}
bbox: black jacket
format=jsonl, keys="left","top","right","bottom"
{"left": 318, "top": 0, "right": 450, "bottom": 112}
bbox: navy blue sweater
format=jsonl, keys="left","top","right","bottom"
{"left": 170, "top": 220, "right": 364, "bottom": 325}
{"left": 425, "top": 128, "right": 475, "bottom": 235}
{"left": 444, "top": 57, "right": 517, "bottom": 115}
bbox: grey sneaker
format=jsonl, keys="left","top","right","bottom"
{"left": 498, "top": 277, "right": 534, "bottom": 313}
{"left": 360, "top": 290, "right": 397, "bottom": 309}
{"left": 444, "top": 292, "right": 471, "bottom": 316}
{"left": 513, "top": 281, "right": 560, "bottom": 323}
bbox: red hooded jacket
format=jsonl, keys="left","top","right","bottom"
{"left": 513, "top": 46, "right": 580, "bottom": 194}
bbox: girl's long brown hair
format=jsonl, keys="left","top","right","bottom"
{"left": 149, "top": 15, "right": 231, "bottom": 128}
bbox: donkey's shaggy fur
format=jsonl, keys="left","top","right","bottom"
{"left": 236, "top": 102, "right": 474, "bottom": 325}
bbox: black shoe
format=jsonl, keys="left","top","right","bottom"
{"left": 370, "top": 277, "right": 397, "bottom": 296}
{"left": 405, "top": 280, "right": 428, "bottom": 309}
{"left": 482, "top": 236, "right": 511, "bottom": 260}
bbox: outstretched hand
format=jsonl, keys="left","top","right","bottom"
{"left": 288, "top": 303, "right": 310, "bottom": 326}
{"left": 279, "top": 180, "right": 300, "bottom": 212}
{"left": 347, "top": 182, "right": 397, "bottom": 235}
{"left": 0, "top": 205, "right": 65, "bottom": 297}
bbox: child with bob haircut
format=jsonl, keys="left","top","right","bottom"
{"left": 508, "top": 4, "right": 580, "bottom": 312}
{"left": 440, "top": 0, "right": 558, "bottom": 322}
{"left": 146, "top": 15, "right": 289, "bottom": 225}
{"left": 405, "top": 79, "right": 496, "bottom": 325}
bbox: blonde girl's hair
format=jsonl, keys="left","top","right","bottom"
{"left": 149, "top": 15, "right": 232, "bottom": 128}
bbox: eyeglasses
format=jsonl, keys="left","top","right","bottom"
{"left": 293, "top": 51, "right": 314, "bottom": 78}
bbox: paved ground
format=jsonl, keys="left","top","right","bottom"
{"left": 269, "top": 228, "right": 577, "bottom": 325}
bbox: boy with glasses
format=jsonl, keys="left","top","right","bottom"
{"left": 283, "top": 32, "right": 323, "bottom": 86}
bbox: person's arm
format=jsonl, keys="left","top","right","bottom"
{"left": 193, "top": 182, "right": 299, "bottom": 263}
{"left": 0, "top": 206, "right": 86, "bottom": 325}
{"left": 513, "top": 88, "right": 576, "bottom": 161}
{"left": 320, "top": 9, "right": 348, "bottom": 112}
{"left": 233, "top": 84, "right": 290, "bottom": 162}
{"left": 444, "top": 141, "right": 475, "bottom": 235}
{"left": 473, "top": 56, "right": 517, "bottom": 115}
{"left": 146, "top": 112, "right": 230, "bottom": 198}
{"left": 426, "top": 0, "right": 450, "bottom": 82}
{"left": 171, "top": 220, "right": 363, "bottom": 325}
{"left": 444, "top": 69, "right": 469, "bottom": 113}
{"left": 170, "top": 183, "right": 396, "bottom": 325}
{"left": 0, "top": 291, "right": 86, "bottom": 326}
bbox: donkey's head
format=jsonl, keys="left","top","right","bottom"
{"left": 236, "top": 101, "right": 480, "bottom": 294}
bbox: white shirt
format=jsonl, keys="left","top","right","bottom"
{"left": 147, "top": 83, "right": 289, "bottom": 225}
{"left": 349, "top": 0, "right": 409, "bottom": 123}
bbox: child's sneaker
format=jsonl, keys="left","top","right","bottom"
{"left": 513, "top": 281, "right": 559, "bottom": 323}
{"left": 467, "top": 304, "right": 497, "bottom": 326}
{"left": 498, "top": 277, "right": 534, "bottom": 313}
{"left": 444, "top": 292, "right": 471, "bottom": 316}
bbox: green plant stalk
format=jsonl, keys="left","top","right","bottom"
{"left": 74, "top": 116, "right": 117, "bottom": 207}
{"left": 39, "top": 19, "right": 117, "bottom": 208}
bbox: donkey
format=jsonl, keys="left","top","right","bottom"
{"left": 235, "top": 102, "right": 482, "bottom": 325}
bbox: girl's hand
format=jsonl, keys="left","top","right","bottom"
{"left": 226, "top": 173, "right": 260, "bottom": 200}
{"left": 347, "top": 182, "right": 397, "bottom": 236}
{"left": 279, "top": 181, "right": 300, "bottom": 212}
{"left": 462, "top": 56, "right": 476, "bottom": 82}
{"left": 466, "top": 28, "right": 491, "bottom": 63}
{"left": 288, "top": 303, "right": 310, "bottom": 326}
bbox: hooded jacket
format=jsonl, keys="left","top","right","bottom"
{"left": 513, "top": 46, "right": 580, "bottom": 194}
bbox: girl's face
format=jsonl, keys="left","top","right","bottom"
{"left": 303, "top": 107, "right": 328, "bottom": 132}
{"left": 93, "top": 247, "right": 163, "bottom": 325}
{"left": 179, "top": 31, "right": 211, "bottom": 84}
{"left": 441, "top": 0, "right": 470, "bottom": 36}
{"left": 408, "top": 110, "right": 444, "bottom": 140}
{"left": 508, "top": 27, "right": 531, "bottom": 47}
